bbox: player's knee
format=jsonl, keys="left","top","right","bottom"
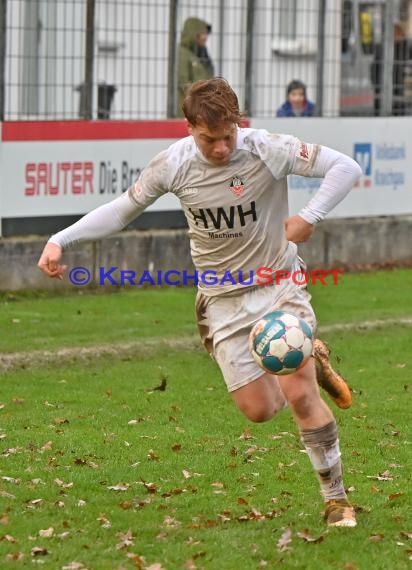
{"left": 238, "top": 402, "right": 278, "bottom": 423}
{"left": 287, "top": 391, "right": 314, "bottom": 420}
{"left": 280, "top": 363, "right": 318, "bottom": 420}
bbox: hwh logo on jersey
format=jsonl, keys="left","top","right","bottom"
{"left": 188, "top": 201, "right": 257, "bottom": 229}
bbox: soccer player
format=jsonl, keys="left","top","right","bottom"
{"left": 38, "top": 78, "right": 362, "bottom": 527}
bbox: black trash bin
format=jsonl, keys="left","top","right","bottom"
{"left": 97, "top": 83, "right": 117, "bottom": 119}
{"left": 75, "top": 82, "right": 117, "bottom": 119}
{"left": 75, "top": 83, "right": 90, "bottom": 119}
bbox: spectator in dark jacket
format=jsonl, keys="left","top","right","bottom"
{"left": 176, "top": 17, "right": 215, "bottom": 117}
{"left": 276, "top": 80, "right": 316, "bottom": 117}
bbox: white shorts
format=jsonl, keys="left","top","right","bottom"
{"left": 196, "top": 274, "right": 316, "bottom": 392}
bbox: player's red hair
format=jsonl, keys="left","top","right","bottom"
{"left": 182, "top": 77, "right": 243, "bottom": 127}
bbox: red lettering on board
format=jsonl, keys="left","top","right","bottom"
{"left": 24, "top": 162, "right": 94, "bottom": 196}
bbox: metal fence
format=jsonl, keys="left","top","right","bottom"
{"left": 1, "top": 0, "right": 411, "bottom": 120}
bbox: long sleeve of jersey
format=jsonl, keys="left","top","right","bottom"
{"left": 294, "top": 144, "right": 362, "bottom": 224}
{"left": 48, "top": 149, "right": 171, "bottom": 249}
{"left": 48, "top": 191, "right": 141, "bottom": 249}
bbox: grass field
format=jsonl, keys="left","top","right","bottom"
{"left": 0, "top": 269, "right": 411, "bottom": 569}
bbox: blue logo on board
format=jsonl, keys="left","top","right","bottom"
{"left": 354, "top": 143, "right": 372, "bottom": 187}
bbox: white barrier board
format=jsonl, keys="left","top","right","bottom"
{"left": 1, "top": 118, "right": 411, "bottom": 236}
{"left": 253, "top": 117, "right": 412, "bottom": 218}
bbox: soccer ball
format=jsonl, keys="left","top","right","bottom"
{"left": 249, "top": 310, "right": 313, "bottom": 375}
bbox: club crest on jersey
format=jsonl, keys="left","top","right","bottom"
{"left": 229, "top": 176, "right": 245, "bottom": 196}
{"left": 133, "top": 180, "right": 143, "bottom": 195}
{"left": 298, "top": 142, "right": 310, "bottom": 161}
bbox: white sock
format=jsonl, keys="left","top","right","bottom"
{"left": 300, "top": 420, "right": 347, "bottom": 502}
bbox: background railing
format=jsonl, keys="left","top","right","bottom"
{"left": 1, "top": 0, "right": 411, "bottom": 120}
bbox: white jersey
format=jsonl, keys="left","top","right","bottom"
{"left": 49, "top": 127, "right": 362, "bottom": 296}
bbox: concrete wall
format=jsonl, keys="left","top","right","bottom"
{"left": 1, "top": 215, "right": 412, "bottom": 291}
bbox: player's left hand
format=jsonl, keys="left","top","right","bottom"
{"left": 284, "top": 215, "right": 315, "bottom": 243}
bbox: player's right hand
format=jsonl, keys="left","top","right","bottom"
{"left": 37, "top": 242, "right": 67, "bottom": 279}
{"left": 284, "top": 215, "right": 315, "bottom": 243}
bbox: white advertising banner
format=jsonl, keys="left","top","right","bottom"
{"left": 1, "top": 118, "right": 412, "bottom": 235}
{"left": 1, "top": 138, "right": 182, "bottom": 217}
{"left": 252, "top": 117, "right": 412, "bottom": 218}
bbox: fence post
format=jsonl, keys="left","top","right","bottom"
{"left": 381, "top": 2, "right": 395, "bottom": 116}
{"left": 0, "top": 0, "right": 6, "bottom": 121}
{"left": 167, "top": 0, "right": 178, "bottom": 118}
{"left": 244, "top": 0, "right": 255, "bottom": 116}
{"left": 315, "top": 0, "right": 326, "bottom": 116}
{"left": 80, "top": 0, "right": 95, "bottom": 120}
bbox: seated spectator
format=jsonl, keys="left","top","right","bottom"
{"left": 276, "top": 79, "right": 316, "bottom": 117}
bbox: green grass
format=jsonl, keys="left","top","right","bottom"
{"left": 0, "top": 270, "right": 411, "bottom": 569}
{"left": 1, "top": 268, "right": 411, "bottom": 354}
{"left": 0, "top": 288, "right": 197, "bottom": 353}
{"left": 309, "top": 267, "right": 412, "bottom": 325}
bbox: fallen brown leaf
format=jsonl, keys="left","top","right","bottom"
{"left": 31, "top": 546, "right": 49, "bottom": 556}
{"left": 97, "top": 514, "right": 111, "bottom": 528}
{"left": 126, "top": 552, "right": 146, "bottom": 568}
{"left": 147, "top": 449, "right": 159, "bottom": 461}
{"left": 369, "top": 533, "right": 385, "bottom": 541}
{"left": 141, "top": 480, "right": 157, "bottom": 494}
{"left": 27, "top": 498, "right": 44, "bottom": 507}
{"left": 217, "top": 512, "right": 231, "bottom": 523}
{"left": 185, "top": 537, "right": 201, "bottom": 546}
{"left": 162, "top": 516, "right": 181, "bottom": 529}
{"left": 0, "top": 534, "right": 16, "bottom": 543}
{"left": 147, "top": 376, "right": 167, "bottom": 392}
{"left": 54, "top": 417, "right": 69, "bottom": 425}
{"left": 388, "top": 492, "right": 404, "bottom": 501}
{"left": 366, "top": 470, "right": 393, "bottom": 481}
{"left": 116, "top": 529, "right": 134, "bottom": 550}
{"left": 39, "top": 527, "right": 54, "bottom": 537}
{"left": 107, "top": 482, "right": 129, "bottom": 491}
{"left": 6, "top": 552, "right": 24, "bottom": 561}
{"left": 238, "top": 428, "right": 254, "bottom": 440}
{"left": 277, "top": 527, "right": 292, "bottom": 552}
{"left": 296, "top": 528, "right": 324, "bottom": 543}
{"left": 54, "top": 478, "right": 73, "bottom": 488}
{"left": 1, "top": 476, "right": 20, "bottom": 484}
